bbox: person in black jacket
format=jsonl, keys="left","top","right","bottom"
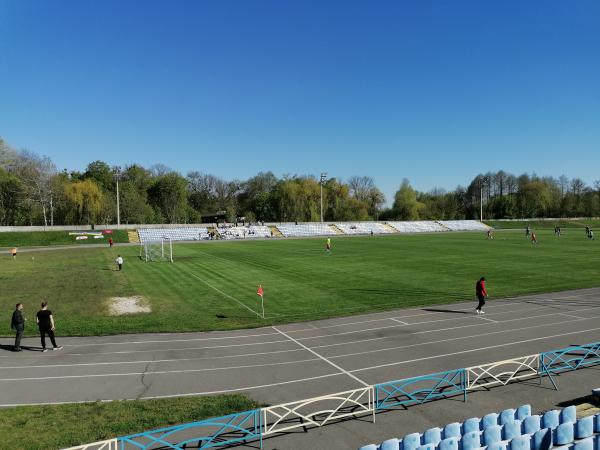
{"left": 11, "top": 303, "right": 25, "bottom": 352}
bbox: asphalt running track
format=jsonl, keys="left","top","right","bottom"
{"left": 1, "top": 288, "right": 599, "bottom": 407}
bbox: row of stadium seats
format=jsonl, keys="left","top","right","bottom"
{"left": 335, "top": 222, "right": 395, "bottom": 234}
{"left": 360, "top": 405, "right": 600, "bottom": 450}
{"left": 276, "top": 223, "right": 338, "bottom": 237}
{"left": 387, "top": 221, "right": 448, "bottom": 233}
{"left": 439, "top": 220, "right": 491, "bottom": 231}
{"left": 138, "top": 227, "right": 209, "bottom": 243}
{"left": 217, "top": 226, "right": 272, "bottom": 239}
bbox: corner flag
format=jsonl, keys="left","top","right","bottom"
{"left": 257, "top": 285, "right": 265, "bottom": 319}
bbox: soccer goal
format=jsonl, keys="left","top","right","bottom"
{"left": 141, "top": 239, "right": 173, "bottom": 262}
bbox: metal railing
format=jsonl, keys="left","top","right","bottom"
{"left": 63, "top": 339, "right": 600, "bottom": 450}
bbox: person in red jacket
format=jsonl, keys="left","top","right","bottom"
{"left": 475, "top": 277, "right": 488, "bottom": 314}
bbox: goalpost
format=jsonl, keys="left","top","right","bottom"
{"left": 141, "top": 239, "right": 173, "bottom": 262}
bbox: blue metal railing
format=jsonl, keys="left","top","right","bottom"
{"left": 118, "top": 409, "right": 261, "bottom": 450}
{"left": 374, "top": 368, "right": 466, "bottom": 410}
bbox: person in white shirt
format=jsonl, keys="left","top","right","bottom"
{"left": 115, "top": 255, "right": 124, "bottom": 271}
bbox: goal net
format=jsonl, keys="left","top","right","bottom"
{"left": 141, "top": 239, "right": 173, "bottom": 262}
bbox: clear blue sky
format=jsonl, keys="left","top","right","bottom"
{"left": 1, "top": 0, "right": 599, "bottom": 204}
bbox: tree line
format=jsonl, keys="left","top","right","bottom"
{"left": 1, "top": 138, "right": 599, "bottom": 226}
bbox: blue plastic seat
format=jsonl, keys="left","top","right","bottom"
{"left": 504, "top": 420, "right": 523, "bottom": 441}
{"left": 510, "top": 435, "right": 532, "bottom": 450}
{"left": 423, "top": 428, "right": 442, "bottom": 445}
{"left": 488, "top": 442, "right": 509, "bottom": 450}
{"left": 543, "top": 411, "right": 560, "bottom": 430}
{"left": 595, "top": 413, "right": 600, "bottom": 433}
{"left": 444, "top": 423, "right": 462, "bottom": 439}
{"left": 439, "top": 437, "right": 459, "bottom": 450}
{"left": 359, "top": 445, "right": 378, "bottom": 450}
{"left": 573, "top": 437, "right": 593, "bottom": 450}
{"left": 532, "top": 428, "right": 552, "bottom": 450}
{"left": 523, "top": 415, "right": 542, "bottom": 435}
{"left": 381, "top": 438, "right": 400, "bottom": 450}
{"left": 574, "top": 416, "right": 593, "bottom": 440}
{"left": 501, "top": 409, "right": 517, "bottom": 425}
{"left": 554, "top": 423, "right": 574, "bottom": 446}
{"left": 561, "top": 406, "right": 577, "bottom": 424}
{"left": 463, "top": 418, "right": 481, "bottom": 434}
{"left": 403, "top": 432, "right": 422, "bottom": 450}
{"left": 517, "top": 405, "right": 533, "bottom": 421}
{"left": 461, "top": 431, "right": 481, "bottom": 450}
{"left": 484, "top": 413, "right": 500, "bottom": 430}
{"left": 417, "top": 444, "right": 436, "bottom": 450}
{"left": 484, "top": 425, "right": 503, "bottom": 447}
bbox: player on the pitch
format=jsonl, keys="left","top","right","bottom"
{"left": 325, "top": 237, "right": 331, "bottom": 253}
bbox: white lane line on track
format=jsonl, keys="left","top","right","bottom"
{"left": 272, "top": 326, "right": 369, "bottom": 387}
{"left": 349, "top": 327, "right": 600, "bottom": 374}
{"left": 0, "top": 357, "right": 321, "bottom": 382}
{"left": 390, "top": 318, "right": 408, "bottom": 325}
{"left": 0, "top": 372, "right": 345, "bottom": 407}
{"left": 559, "top": 312, "right": 587, "bottom": 320}
{"left": 5, "top": 314, "right": 595, "bottom": 371}
{"left": 179, "top": 265, "right": 263, "bottom": 318}
{"left": 478, "top": 316, "right": 498, "bottom": 323}
{"left": 327, "top": 315, "right": 600, "bottom": 360}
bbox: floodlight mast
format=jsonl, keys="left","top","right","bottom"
{"left": 320, "top": 172, "right": 327, "bottom": 223}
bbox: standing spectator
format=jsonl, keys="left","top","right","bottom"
{"left": 115, "top": 255, "right": 124, "bottom": 271}
{"left": 36, "top": 302, "right": 62, "bottom": 352}
{"left": 108, "top": 237, "right": 114, "bottom": 248}
{"left": 11, "top": 247, "right": 17, "bottom": 260}
{"left": 475, "top": 277, "right": 488, "bottom": 315}
{"left": 11, "top": 303, "right": 25, "bottom": 351}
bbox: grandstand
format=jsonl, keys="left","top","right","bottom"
{"left": 276, "top": 222, "right": 337, "bottom": 237}
{"left": 138, "top": 227, "right": 209, "bottom": 243}
{"left": 335, "top": 222, "right": 396, "bottom": 235}
{"left": 387, "top": 221, "right": 448, "bottom": 233}
{"left": 217, "top": 225, "right": 272, "bottom": 239}
{"left": 359, "top": 405, "right": 600, "bottom": 450}
{"left": 439, "top": 220, "right": 491, "bottom": 232}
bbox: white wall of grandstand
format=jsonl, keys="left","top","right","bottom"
{"left": 137, "top": 220, "right": 490, "bottom": 243}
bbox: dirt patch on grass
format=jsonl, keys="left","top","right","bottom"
{"left": 108, "top": 296, "right": 151, "bottom": 315}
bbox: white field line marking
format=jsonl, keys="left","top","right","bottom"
{"left": 327, "top": 315, "right": 600, "bottom": 360}
{"left": 179, "top": 265, "right": 263, "bottom": 318}
{"left": 0, "top": 358, "right": 321, "bottom": 382}
{"left": 311, "top": 305, "right": 600, "bottom": 350}
{"left": 272, "top": 326, "right": 369, "bottom": 387}
{"left": 390, "top": 318, "right": 408, "bottom": 325}
{"left": 4, "top": 314, "right": 596, "bottom": 371}
{"left": 296, "top": 304, "right": 600, "bottom": 342}
{"left": 349, "top": 327, "right": 600, "bottom": 374}
{"left": 0, "top": 372, "right": 345, "bottom": 407}
{"left": 57, "top": 332, "right": 280, "bottom": 348}
{"left": 478, "top": 316, "right": 498, "bottom": 323}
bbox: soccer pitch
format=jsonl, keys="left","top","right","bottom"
{"left": 2, "top": 229, "right": 599, "bottom": 336}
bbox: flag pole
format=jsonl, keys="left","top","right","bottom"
{"left": 261, "top": 294, "right": 265, "bottom": 319}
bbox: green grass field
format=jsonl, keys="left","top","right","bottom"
{"left": 1, "top": 230, "right": 599, "bottom": 336}
{"left": 485, "top": 219, "right": 600, "bottom": 229}
{"left": 0, "top": 229, "right": 130, "bottom": 248}
{"left": 0, "top": 394, "right": 258, "bottom": 450}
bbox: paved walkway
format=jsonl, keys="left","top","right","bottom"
{"left": 1, "top": 287, "right": 599, "bottom": 408}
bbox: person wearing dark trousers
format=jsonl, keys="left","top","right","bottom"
{"left": 115, "top": 255, "right": 123, "bottom": 271}
{"left": 36, "top": 302, "right": 62, "bottom": 352}
{"left": 11, "top": 303, "right": 25, "bottom": 351}
{"left": 475, "top": 277, "right": 488, "bottom": 315}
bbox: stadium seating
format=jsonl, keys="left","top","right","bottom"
{"left": 358, "top": 405, "right": 600, "bottom": 450}
{"left": 438, "top": 220, "right": 490, "bottom": 231}
{"left": 138, "top": 227, "right": 209, "bottom": 243}
{"left": 386, "top": 221, "right": 447, "bottom": 233}
{"left": 276, "top": 223, "right": 337, "bottom": 237}
{"left": 335, "top": 222, "right": 395, "bottom": 235}
{"left": 217, "top": 225, "right": 271, "bottom": 239}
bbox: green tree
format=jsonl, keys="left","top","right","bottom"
{"left": 392, "top": 179, "right": 423, "bottom": 220}
{"left": 64, "top": 179, "right": 105, "bottom": 224}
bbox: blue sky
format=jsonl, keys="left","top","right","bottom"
{"left": 1, "top": 0, "right": 599, "bottom": 204}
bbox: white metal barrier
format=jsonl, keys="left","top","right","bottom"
{"left": 61, "top": 438, "right": 119, "bottom": 450}
{"left": 466, "top": 354, "right": 539, "bottom": 389}
{"left": 262, "top": 386, "right": 375, "bottom": 436}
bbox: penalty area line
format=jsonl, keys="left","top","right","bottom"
{"left": 179, "top": 266, "right": 263, "bottom": 319}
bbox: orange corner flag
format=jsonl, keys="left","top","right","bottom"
{"left": 257, "top": 285, "right": 264, "bottom": 298}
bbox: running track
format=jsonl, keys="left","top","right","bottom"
{"left": 1, "top": 288, "right": 599, "bottom": 407}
